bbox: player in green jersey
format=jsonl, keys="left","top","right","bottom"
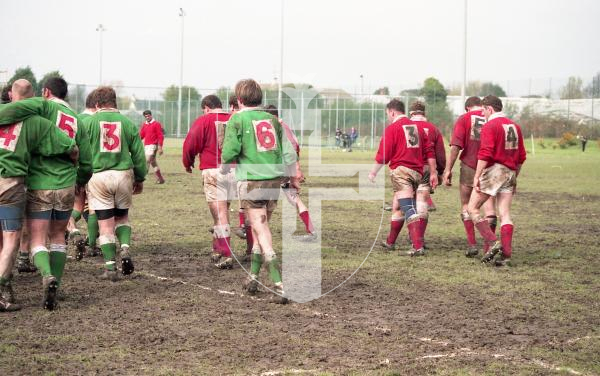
{"left": 221, "top": 79, "right": 298, "bottom": 304}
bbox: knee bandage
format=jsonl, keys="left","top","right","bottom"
{"left": 263, "top": 248, "right": 277, "bottom": 262}
{"left": 98, "top": 234, "right": 116, "bottom": 246}
{"left": 461, "top": 211, "right": 470, "bottom": 222}
{"left": 398, "top": 198, "right": 418, "bottom": 222}
{"left": 391, "top": 215, "right": 403, "bottom": 222}
{"left": 49, "top": 244, "right": 66, "bottom": 253}
{"left": 213, "top": 224, "right": 231, "bottom": 238}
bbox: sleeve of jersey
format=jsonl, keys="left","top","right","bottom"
{"left": 35, "top": 118, "right": 76, "bottom": 157}
{"left": 375, "top": 126, "right": 393, "bottom": 165}
{"left": 435, "top": 131, "right": 447, "bottom": 175}
{"left": 182, "top": 122, "right": 202, "bottom": 169}
{"left": 74, "top": 120, "right": 93, "bottom": 186}
{"left": 139, "top": 124, "right": 146, "bottom": 140}
{"left": 0, "top": 97, "right": 48, "bottom": 125}
{"left": 517, "top": 126, "right": 527, "bottom": 165}
{"left": 156, "top": 122, "right": 165, "bottom": 147}
{"left": 221, "top": 116, "right": 242, "bottom": 164}
{"left": 280, "top": 120, "right": 298, "bottom": 174}
{"left": 450, "top": 115, "right": 465, "bottom": 148}
{"left": 129, "top": 128, "right": 148, "bottom": 182}
{"left": 422, "top": 129, "right": 435, "bottom": 161}
{"left": 477, "top": 125, "right": 494, "bottom": 162}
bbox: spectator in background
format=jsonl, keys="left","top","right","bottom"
{"left": 580, "top": 135, "right": 588, "bottom": 152}
{"left": 348, "top": 127, "right": 358, "bottom": 151}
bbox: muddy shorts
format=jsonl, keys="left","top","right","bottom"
{"left": 144, "top": 144, "right": 157, "bottom": 158}
{"left": 27, "top": 187, "right": 75, "bottom": 220}
{"left": 460, "top": 163, "right": 476, "bottom": 187}
{"left": 417, "top": 166, "right": 433, "bottom": 192}
{"left": 479, "top": 163, "right": 516, "bottom": 196}
{"left": 88, "top": 169, "right": 134, "bottom": 211}
{"left": 238, "top": 178, "right": 282, "bottom": 212}
{"left": 0, "top": 177, "right": 26, "bottom": 231}
{"left": 390, "top": 166, "right": 422, "bottom": 193}
{"left": 202, "top": 168, "right": 237, "bottom": 202}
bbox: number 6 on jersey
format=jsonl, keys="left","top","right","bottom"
{"left": 252, "top": 119, "right": 277, "bottom": 152}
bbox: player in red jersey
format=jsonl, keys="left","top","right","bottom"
{"left": 443, "top": 96, "right": 498, "bottom": 257}
{"left": 264, "top": 105, "right": 315, "bottom": 240}
{"left": 467, "top": 95, "right": 526, "bottom": 266}
{"left": 369, "top": 99, "right": 438, "bottom": 256}
{"left": 140, "top": 110, "right": 165, "bottom": 184}
{"left": 409, "top": 101, "right": 445, "bottom": 248}
{"left": 182, "top": 95, "right": 236, "bottom": 269}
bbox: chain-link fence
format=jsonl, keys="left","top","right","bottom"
{"left": 63, "top": 76, "right": 600, "bottom": 149}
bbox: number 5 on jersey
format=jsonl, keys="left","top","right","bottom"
{"left": 252, "top": 119, "right": 277, "bottom": 152}
{"left": 56, "top": 111, "right": 78, "bottom": 139}
{"left": 100, "top": 121, "right": 122, "bottom": 152}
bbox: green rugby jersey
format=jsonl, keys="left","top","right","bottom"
{"left": 87, "top": 109, "right": 147, "bottom": 182}
{"left": 221, "top": 108, "right": 297, "bottom": 181}
{"left": 0, "top": 105, "right": 76, "bottom": 179}
{"left": 0, "top": 97, "right": 93, "bottom": 189}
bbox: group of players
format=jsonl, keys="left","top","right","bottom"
{"left": 0, "top": 75, "right": 526, "bottom": 311}
{"left": 371, "top": 95, "right": 526, "bottom": 267}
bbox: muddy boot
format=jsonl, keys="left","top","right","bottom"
{"left": 380, "top": 241, "right": 395, "bottom": 251}
{"left": 408, "top": 248, "right": 426, "bottom": 257}
{"left": 215, "top": 257, "right": 233, "bottom": 270}
{"left": 0, "top": 283, "right": 21, "bottom": 312}
{"left": 120, "top": 246, "right": 135, "bottom": 275}
{"left": 481, "top": 241, "right": 502, "bottom": 264}
{"left": 210, "top": 252, "right": 222, "bottom": 264}
{"left": 232, "top": 226, "right": 247, "bottom": 239}
{"left": 269, "top": 284, "right": 288, "bottom": 304}
{"left": 494, "top": 255, "right": 512, "bottom": 267}
{"left": 71, "top": 233, "right": 86, "bottom": 261}
{"left": 42, "top": 276, "right": 59, "bottom": 311}
{"left": 17, "top": 255, "right": 37, "bottom": 273}
{"left": 465, "top": 246, "right": 479, "bottom": 258}
{"left": 100, "top": 270, "right": 120, "bottom": 282}
{"left": 242, "top": 275, "right": 258, "bottom": 295}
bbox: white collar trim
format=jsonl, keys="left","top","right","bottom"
{"left": 488, "top": 112, "right": 506, "bottom": 121}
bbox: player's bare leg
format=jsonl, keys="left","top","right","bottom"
{"left": 459, "top": 184, "right": 479, "bottom": 257}
{"left": 467, "top": 191, "right": 501, "bottom": 264}
{"left": 0, "top": 230, "right": 22, "bottom": 312}
{"left": 416, "top": 188, "right": 431, "bottom": 249}
{"left": 481, "top": 196, "right": 498, "bottom": 254}
{"left": 29, "top": 217, "right": 59, "bottom": 310}
{"left": 16, "top": 224, "right": 36, "bottom": 273}
{"left": 147, "top": 153, "right": 165, "bottom": 184}
{"left": 68, "top": 190, "right": 87, "bottom": 260}
{"left": 397, "top": 187, "right": 426, "bottom": 256}
{"left": 381, "top": 191, "right": 404, "bottom": 250}
{"left": 97, "top": 216, "right": 119, "bottom": 282}
{"left": 495, "top": 192, "right": 514, "bottom": 266}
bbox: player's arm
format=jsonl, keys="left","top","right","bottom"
{"left": 128, "top": 125, "right": 148, "bottom": 183}
{"left": 370, "top": 126, "right": 394, "bottom": 182}
{"left": 0, "top": 97, "right": 52, "bottom": 124}
{"left": 221, "top": 115, "right": 242, "bottom": 164}
{"left": 182, "top": 121, "right": 203, "bottom": 173}
{"left": 421, "top": 129, "right": 438, "bottom": 189}
{"left": 279, "top": 119, "right": 298, "bottom": 181}
{"left": 156, "top": 122, "right": 165, "bottom": 155}
{"left": 74, "top": 117, "right": 93, "bottom": 187}
{"left": 434, "top": 131, "right": 446, "bottom": 177}
{"left": 443, "top": 116, "right": 466, "bottom": 185}
{"left": 31, "top": 117, "right": 77, "bottom": 158}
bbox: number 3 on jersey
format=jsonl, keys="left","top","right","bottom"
{"left": 100, "top": 121, "right": 122, "bottom": 152}
{"left": 252, "top": 119, "right": 277, "bottom": 152}
{"left": 56, "top": 111, "right": 77, "bottom": 139}
{"left": 503, "top": 123, "right": 518, "bottom": 150}
{"left": 403, "top": 124, "right": 420, "bottom": 148}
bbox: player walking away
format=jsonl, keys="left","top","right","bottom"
{"left": 67, "top": 90, "right": 101, "bottom": 260}
{"left": 182, "top": 95, "right": 236, "bottom": 269}
{"left": 140, "top": 110, "right": 165, "bottom": 184}
{"left": 221, "top": 79, "right": 298, "bottom": 303}
{"left": 86, "top": 87, "right": 147, "bottom": 281}
{"left": 409, "top": 101, "right": 446, "bottom": 249}
{"left": 442, "top": 96, "right": 498, "bottom": 257}
{"left": 0, "top": 82, "right": 78, "bottom": 312}
{"left": 368, "top": 99, "right": 438, "bottom": 256}
{"left": 264, "top": 105, "right": 315, "bottom": 241}
{"left": 228, "top": 95, "right": 249, "bottom": 242}
{"left": 467, "top": 95, "right": 526, "bottom": 267}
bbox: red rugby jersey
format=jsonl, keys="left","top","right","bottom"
{"left": 281, "top": 121, "right": 300, "bottom": 157}
{"left": 410, "top": 115, "right": 446, "bottom": 175}
{"left": 375, "top": 115, "right": 434, "bottom": 175}
{"left": 477, "top": 112, "right": 526, "bottom": 171}
{"left": 139, "top": 119, "right": 164, "bottom": 147}
{"left": 450, "top": 108, "right": 486, "bottom": 169}
{"left": 182, "top": 111, "right": 231, "bottom": 170}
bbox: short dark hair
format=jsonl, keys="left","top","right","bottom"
{"left": 1, "top": 86, "right": 10, "bottom": 104}
{"left": 263, "top": 104, "right": 279, "bottom": 117}
{"left": 409, "top": 101, "right": 425, "bottom": 114}
{"left": 85, "top": 89, "right": 98, "bottom": 109}
{"left": 464, "top": 96, "right": 482, "bottom": 111}
{"left": 481, "top": 95, "right": 503, "bottom": 112}
{"left": 143, "top": 110, "right": 152, "bottom": 116}
{"left": 386, "top": 98, "right": 405, "bottom": 113}
{"left": 95, "top": 86, "right": 117, "bottom": 108}
{"left": 43, "top": 77, "right": 68, "bottom": 99}
{"left": 228, "top": 95, "right": 239, "bottom": 110}
{"left": 201, "top": 94, "right": 222, "bottom": 110}
{"left": 235, "top": 79, "right": 262, "bottom": 107}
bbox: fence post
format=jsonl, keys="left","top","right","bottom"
{"left": 370, "top": 98, "right": 375, "bottom": 150}
{"left": 187, "top": 87, "right": 191, "bottom": 134}
{"left": 300, "top": 91, "right": 304, "bottom": 146}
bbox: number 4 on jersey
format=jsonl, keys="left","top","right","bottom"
{"left": 503, "top": 123, "right": 518, "bottom": 150}
{"left": 0, "top": 122, "right": 23, "bottom": 152}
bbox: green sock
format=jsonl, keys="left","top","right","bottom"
{"left": 32, "top": 248, "right": 52, "bottom": 277}
{"left": 49, "top": 246, "right": 67, "bottom": 286}
{"left": 100, "top": 242, "right": 117, "bottom": 271}
{"left": 71, "top": 209, "right": 81, "bottom": 223}
{"left": 268, "top": 257, "right": 282, "bottom": 284}
{"left": 115, "top": 224, "right": 132, "bottom": 247}
{"left": 0, "top": 277, "right": 8, "bottom": 286}
{"left": 250, "top": 253, "right": 262, "bottom": 276}
{"left": 87, "top": 213, "right": 99, "bottom": 247}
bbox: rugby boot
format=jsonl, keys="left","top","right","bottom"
{"left": 215, "top": 257, "right": 234, "bottom": 269}
{"left": 210, "top": 252, "right": 222, "bottom": 264}
{"left": 73, "top": 233, "right": 86, "bottom": 261}
{"left": 269, "top": 284, "right": 289, "bottom": 304}
{"left": 481, "top": 241, "right": 502, "bottom": 264}
{"left": 465, "top": 246, "right": 479, "bottom": 258}
{"left": 0, "top": 283, "right": 21, "bottom": 312}
{"left": 380, "top": 241, "right": 395, "bottom": 251}
{"left": 120, "top": 246, "right": 135, "bottom": 275}
{"left": 410, "top": 248, "right": 426, "bottom": 257}
{"left": 17, "top": 255, "right": 37, "bottom": 273}
{"left": 100, "top": 269, "right": 120, "bottom": 282}
{"left": 494, "top": 255, "right": 512, "bottom": 267}
{"left": 242, "top": 274, "right": 259, "bottom": 295}
{"left": 232, "top": 226, "right": 247, "bottom": 239}
{"left": 42, "top": 276, "right": 59, "bottom": 311}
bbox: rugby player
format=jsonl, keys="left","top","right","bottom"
{"left": 139, "top": 110, "right": 165, "bottom": 184}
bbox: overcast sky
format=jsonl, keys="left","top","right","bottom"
{"left": 1, "top": 0, "right": 599, "bottom": 97}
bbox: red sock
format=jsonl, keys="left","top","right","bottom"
{"left": 245, "top": 225, "right": 253, "bottom": 255}
{"left": 475, "top": 220, "right": 497, "bottom": 243}
{"left": 463, "top": 219, "right": 477, "bottom": 246}
{"left": 407, "top": 220, "right": 424, "bottom": 250}
{"left": 386, "top": 218, "right": 404, "bottom": 245}
{"left": 500, "top": 224, "right": 514, "bottom": 258}
{"left": 421, "top": 218, "right": 428, "bottom": 243}
{"left": 212, "top": 238, "right": 218, "bottom": 253}
{"left": 299, "top": 211, "right": 314, "bottom": 234}
{"left": 239, "top": 211, "right": 245, "bottom": 227}
{"left": 487, "top": 215, "right": 498, "bottom": 234}
{"left": 217, "top": 237, "right": 232, "bottom": 257}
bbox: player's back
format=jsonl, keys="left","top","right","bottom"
{"left": 452, "top": 109, "right": 485, "bottom": 169}
{"left": 479, "top": 114, "right": 526, "bottom": 171}
{"left": 376, "top": 116, "right": 429, "bottom": 174}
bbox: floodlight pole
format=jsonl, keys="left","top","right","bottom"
{"left": 461, "top": 0, "right": 468, "bottom": 106}
{"left": 177, "top": 8, "right": 185, "bottom": 138}
{"left": 96, "top": 24, "right": 106, "bottom": 85}
{"left": 278, "top": 0, "right": 284, "bottom": 111}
